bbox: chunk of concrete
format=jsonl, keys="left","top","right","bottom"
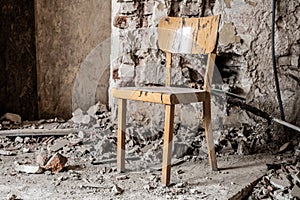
{"left": 278, "top": 142, "right": 291, "bottom": 153}
{"left": 7, "top": 194, "right": 19, "bottom": 200}
{"left": 0, "top": 113, "right": 22, "bottom": 123}
{"left": 81, "top": 115, "right": 91, "bottom": 124}
{"left": 22, "top": 147, "right": 30, "bottom": 153}
{"left": 35, "top": 152, "right": 49, "bottom": 166}
{"left": 237, "top": 140, "right": 251, "bottom": 155}
{"left": 50, "top": 139, "right": 69, "bottom": 152}
{"left": 173, "top": 143, "right": 190, "bottom": 158}
{"left": 291, "top": 172, "right": 300, "bottom": 184}
{"left": 70, "top": 108, "right": 84, "bottom": 123}
{"left": 112, "top": 184, "right": 124, "bottom": 195}
{"left": 0, "top": 149, "right": 16, "bottom": 156}
{"left": 15, "top": 162, "right": 43, "bottom": 174}
{"left": 270, "top": 176, "right": 291, "bottom": 190}
{"left": 77, "top": 131, "right": 86, "bottom": 139}
{"left": 291, "top": 185, "right": 300, "bottom": 198}
{"left": 45, "top": 153, "right": 68, "bottom": 173}
{"left": 15, "top": 136, "right": 24, "bottom": 143}
{"left": 87, "top": 102, "right": 99, "bottom": 118}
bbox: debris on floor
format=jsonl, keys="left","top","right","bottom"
{"left": 0, "top": 103, "right": 299, "bottom": 199}
{"left": 112, "top": 184, "right": 124, "bottom": 195}
{"left": 0, "top": 149, "right": 16, "bottom": 156}
{"left": 248, "top": 143, "right": 300, "bottom": 199}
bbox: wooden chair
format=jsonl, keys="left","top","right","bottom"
{"left": 112, "top": 15, "right": 220, "bottom": 186}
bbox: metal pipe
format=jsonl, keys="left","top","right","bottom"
{"left": 272, "top": 118, "right": 300, "bottom": 133}
{"left": 211, "top": 88, "right": 246, "bottom": 100}
{"left": 272, "top": 0, "right": 285, "bottom": 121}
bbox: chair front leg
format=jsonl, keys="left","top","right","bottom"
{"left": 162, "top": 104, "right": 175, "bottom": 186}
{"left": 203, "top": 93, "right": 218, "bottom": 171}
{"left": 117, "top": 99, "right": 127, "bottom": 173}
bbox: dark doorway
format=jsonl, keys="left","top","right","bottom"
{"left": 0, "top": 1, "right": 38, "bottom": 120}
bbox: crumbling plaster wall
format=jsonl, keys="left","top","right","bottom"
{"left": 36, "top": 0, "right": 111, "bottom": 119}
{"left": 214, "top": 0, "right": 300, "bottom": 127}
{"left": 110, "top": 0, "right": 300, "bottom": 131}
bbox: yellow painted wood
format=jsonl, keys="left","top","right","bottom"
{"left": 162, "top": 104, "right": 175, "bottom": 186}
{"left": 203, "top": 53, "right": 216, "bottom": 92}
{"left": 166, "top": 52, "right": 172, "bottom": 86}
{"left": 203, "top": 93, "right": 218, "bottom": 171}
{"left": 158, "top": 17, "right": 183, "bottom": 53}
{"left": 195, "top": 16, "right": 220, "bottom": 54}
{"left": 183, "top": 18, "right": 201, "bottom": 53}
{"left": 158, "top": 15, "right": 220, "bottom": 54}
{"left": 117, "top": 99, "right": 127, "bottom": 173}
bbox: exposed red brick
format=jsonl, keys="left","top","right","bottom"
{"left": 44, "top": 153, "right": 68, "bottom": 173}
{"left": 113, "top": 69, "right": 120, "bottom": 80}
{"left": 113, "top": 16, "right": 128, "bottom": 29}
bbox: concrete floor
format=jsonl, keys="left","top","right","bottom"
{"left": 0, "top": 152, "right": 284, "bottom": 200}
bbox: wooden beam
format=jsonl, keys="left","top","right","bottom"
{"left": 162, "top": 104, "right": 175, "bottom": 186}
{"left": 117, "top": 99, "right": 127, "bottom": 173}
{"left": 0, "top": 128, "right": 81, "bottom": 137}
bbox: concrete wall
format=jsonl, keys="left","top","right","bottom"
{"left": 110, "top": 0, "right": 300, "bottom": 130}
{"left": 36, "top": 0, "right": 111, "bottom": 119}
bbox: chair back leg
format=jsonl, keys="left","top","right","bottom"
{"left": 117, "top": 99, "right": 127, "bottom": 173}
{"left": 203, "top": 94, "right": 218, "bottom": 171}
{"left": 162, "top": 104, "right": 175, "bottom": 186}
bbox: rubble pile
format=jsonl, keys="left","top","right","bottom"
{"left": 0, "top": 113, "right": 67, "bottom": 131}
{"left": 70, "top": 103, "right": 204, "bottom": 168}
{"left": 0, "top": 102, "right": 297, "bottom": 168}
{"left": 1, "top": 103, "right": 299, "bottom": 199}
{"left": 216, "top": 123, "right": 278, "bottom": 156}
{"left": 248, "top": 144, "right": 300, "bottom": 199}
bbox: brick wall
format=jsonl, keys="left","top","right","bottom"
{"left": 110, "top": 0, "right": 300, "bottom": 131}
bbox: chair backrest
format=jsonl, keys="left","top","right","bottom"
{"left": 157, "top": 15, "right": 220, "bottom": 90}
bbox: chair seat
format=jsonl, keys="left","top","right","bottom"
{"left": 112, "top": 86, "right": 207, "bottom": 105}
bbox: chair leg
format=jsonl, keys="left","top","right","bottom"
{"left": 162, "top": 104, "right": 175, "bottom": 186}
{"left": 203, "top": 94, "right": 218, "bottom": 171}
{"left": 117, "top": 99, "right": 127, "bottom": 173}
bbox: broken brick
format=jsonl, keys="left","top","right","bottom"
{"left": 45, "top": 153, "right": 68, "bottom": 173}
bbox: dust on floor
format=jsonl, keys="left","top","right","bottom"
{"left": 0, "top": 149, "right": 289, "bottom": 200}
